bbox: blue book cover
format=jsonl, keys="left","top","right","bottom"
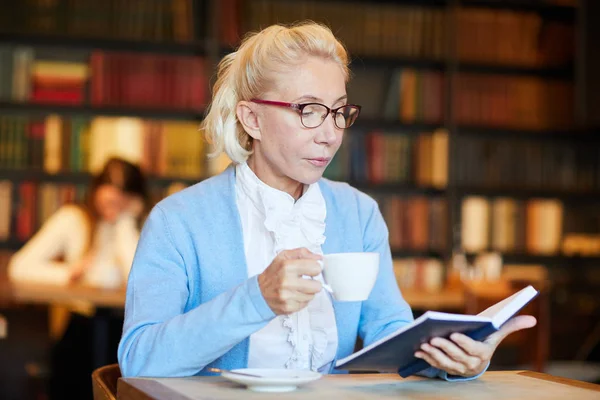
{"left": 335, "top": 285, "right": 538, "bottom": 377}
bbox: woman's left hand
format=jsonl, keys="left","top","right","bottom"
{"left": 124, "top": 195, "right": 145, "bottom": 218}
{"left": 414, "top": 315, "right": 537, "bottom": 377}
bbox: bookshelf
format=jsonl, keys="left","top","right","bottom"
{"left": 0, "top": 33, "right": 207, "bottom": 56}
{"left": 0, "top": 169, "right": 202, "bottom": 186}
{"left": 0, "top": 101, "right": 204, "bottom": 120}
{"left": 0, "top": 0, "right": 597, "bottom": 373}
{"left": 0, "top": 1, "right": 599, "bottom": 280}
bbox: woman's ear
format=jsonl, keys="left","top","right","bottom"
{"left": 236, "top": 101, "right": 261, "bottom": 141}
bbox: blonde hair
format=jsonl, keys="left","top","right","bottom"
{"left": 201, "top": 21, "right": 350, "bottom": 164}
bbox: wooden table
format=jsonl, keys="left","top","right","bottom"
{"left": 117, "top": 371, "right": 600, "bottom": 400}
{"left": 1, "top": 281, "right": 126, "bottom": 368}
{"left": 7, "top": 281, "right": 126, "bottom": 308}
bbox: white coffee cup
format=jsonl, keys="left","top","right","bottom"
{"left": 320, "top": 252, "right": 380, "bottom": 301}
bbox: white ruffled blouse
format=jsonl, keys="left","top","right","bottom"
{"left": 235, "top": 162, "right": 338, "bottom": 372}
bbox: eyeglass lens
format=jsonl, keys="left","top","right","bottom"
{"left": 300, "top": 104, "right": 359, "bottom": 129}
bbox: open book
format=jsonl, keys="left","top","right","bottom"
{"left": 335, "top": 285, "right": 538, "bottom": 377}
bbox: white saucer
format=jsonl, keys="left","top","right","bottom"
{"left": 220, "top": 368, "right": 322, "bottom": 392}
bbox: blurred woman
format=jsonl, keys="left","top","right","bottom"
{"left": 9, "top": 157, "right": 149, "bottom": 400}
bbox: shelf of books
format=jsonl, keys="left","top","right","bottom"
{"left": 461, "top": 195, "right": 600, "bottom": 262}
{"left": 0, "top": 0, "right": 597, "bottom": 312}
{"left": 0, "top": 0, "right": 207, "bottom": 45}
{"left": 0, "top": 0, "right": 213, "bottom": 252}
{"left": 0, "top": 33, "right": 207, "bottom": 56}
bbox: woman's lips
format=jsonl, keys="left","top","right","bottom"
{"left": 307, "top": 157, "right": 331, "bottom": 167}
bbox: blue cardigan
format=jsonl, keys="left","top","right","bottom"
{"left": 118, "top": 166, "right": 481, "bottom": 380}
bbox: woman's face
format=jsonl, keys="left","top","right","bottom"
{"left": 249, "top": 56, "right": 347, "bottom": 188}
{"left": 94, "top": 184, "right": 126, "bottom": 223}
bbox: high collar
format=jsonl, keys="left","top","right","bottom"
{"left": 235, "top": 162, "right": 327, "bottom": 253}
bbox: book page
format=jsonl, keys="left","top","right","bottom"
{"left": 477, "top": 285, "right": 538, "bottom": 327}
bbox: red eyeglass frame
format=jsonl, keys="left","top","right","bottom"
{"left": 250, "top": 99, "right": 362, "bottom": 129}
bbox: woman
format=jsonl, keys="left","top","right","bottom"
{"left": 118, "top": 22, "right": 535, "bottom": 380}
{"left": 9, "top": 157, "right": 149, "bottom": 400}
{"left": 9, "top": 157, "right": 148, "bottom": 288}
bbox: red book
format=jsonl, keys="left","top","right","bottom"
{"left": 91, "top": 51, "right": 106, "bottom": 106}
{"left": 190, "top": 57, "right": 207, "bottom": 110}
{"left": 31, "top": 89, "right": 84, "bottom": 105}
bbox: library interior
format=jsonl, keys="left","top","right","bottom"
{"left": 0, "top": 1, "right": 599, "bottom": 399}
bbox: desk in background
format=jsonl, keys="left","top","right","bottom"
{"left": 401, "top": 288, "right": 465, "bottom": 311}
{"left": 7, "top": 281, "right": 125, "bottom": 308}
{"left": 1, "top": 281, "right": 126, "bottom": 369}
{"left": 117, "top": 371, "right": 600, "bottom": 400}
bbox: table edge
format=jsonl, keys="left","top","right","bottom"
{"left": 117, "top": 371, "right": 600, "bottom": 400}
{"left": 118, "top": 378, "right": 189, "bottom": 400}
{"left": 518, "top": 371, "right": 600, "bottom": 392}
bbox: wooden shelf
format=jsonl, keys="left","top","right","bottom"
{"left": 465, "top": 252, "right": 600, "bottom": 265}
{"left": 0, "top": 102, "right": 205, "bottom": 121}
{"left": 353, "top": 119, "right": 445, "bottom": 132}
{"left": 0, "top": 170, "right": 203, "bottom": 187}
{"left": 354, "top": 0, "right": 447, "bottom": 6}
{"left": 392, "top": 249, "right": 446, "bottom": 259}
{"left": 0, "top": 32, "right": 207, "bottom": 55}
{"left": 350, "top": 56, "right": 446, "bottom": 71}
{"left": 454, "top": 186, "right": 600, "bottom": 202}
{"left": 460, "top": 0, "right": 577, "bottom": 19}
{"left": 458, "top": 62, "right": 574, "bottom": 79}
{"left": 456, "top": 125, "right": 598, "bottom": 141}
{"left": 352, "top": 182, "right": 446, "bottom": 195}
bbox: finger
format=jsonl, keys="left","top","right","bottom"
{"left": 289, "top": 291, "right": 316, "bottom": 303}
{"left": 281, "top": 248, "right": 322, "bottom": 261}
{"left": 288, "top": 259, "right": 322, "bottom": 277}
{"left": 414, "top": 351, "right": 465, "bottom": 376}
{"left": 420, "top": 343, "right": 466, "bottom": 376}
{"left": 430, "top": 337, "right": 480, "bottom": 364}
{"left": 430, "top": 337, "right": 483, "bottom": 372}
{"left": 414, "top": 351, "right": 440, "bottom": 369}
{"left": 292, "top": 277, "right": 322, "bottom": 295}
{"left": 450, "top": 333, "right": 490, "bottom": 359}
{"left": 486, "top": 315, "right": 537, "bottom": 346}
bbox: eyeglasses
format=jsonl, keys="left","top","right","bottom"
{"left": 250, "top": 99, "right": 362, "bottom": 129}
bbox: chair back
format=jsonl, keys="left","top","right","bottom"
{"left": 91, "top": 363, "right": 121, "bottom": 400}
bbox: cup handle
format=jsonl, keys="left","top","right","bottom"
{"left": 317, "top": 260, "right": 334, "bottom": 294}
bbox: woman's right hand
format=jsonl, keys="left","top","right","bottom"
{"left": 258, "top": 248, "right": 323, "bottom": 315}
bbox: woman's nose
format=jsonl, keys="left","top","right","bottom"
{"left": 315, "top": 113, "right": 339, "bottom": 144}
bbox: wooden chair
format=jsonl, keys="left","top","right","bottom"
{"left": 0, "top": 313, "right": 6, "bottom": 339}
{"left": 91, "top": 363, "right": 121, "bottom": 400}
{"left": 463, "top": 265, "right": 550, "bottom": 372}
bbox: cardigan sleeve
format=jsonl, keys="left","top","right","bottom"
{"left": 356, "top": 194, "right": 414, "bottom": 345}
{"left": 118, "top": 205, "right": 276, "bottom": 378}
{"left": 356, "top": 194, "right": 488, "bottom": 381}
